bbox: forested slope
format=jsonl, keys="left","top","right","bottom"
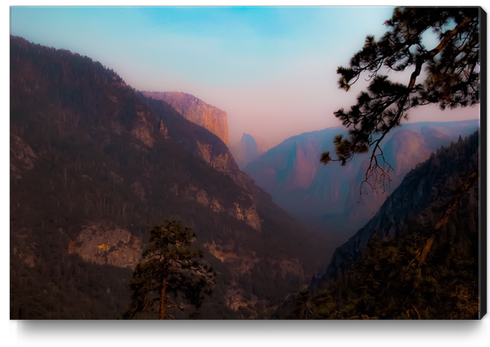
{"left": 10, "top": 35, "right": 329, "bottom": 319}
{"left": 284, "top": 131, "right": 481, "bottom": 319}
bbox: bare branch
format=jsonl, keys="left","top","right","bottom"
{"left": 325, "top": 8, "right": 479, "bottom": 195}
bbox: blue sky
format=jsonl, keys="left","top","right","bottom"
{"left": 9, "top": 6, "right": 480, "bottom": 146}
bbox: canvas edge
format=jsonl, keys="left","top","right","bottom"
{"left": 478, "top": 5, "right": 487, "bottom": 320}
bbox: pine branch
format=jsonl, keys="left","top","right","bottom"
{"left": 325, "top": 8, "right": 479, "bottom": 194}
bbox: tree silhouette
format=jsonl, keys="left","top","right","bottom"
{"left": 320, "top": 7, "right": 481, "bottom": 192}
{"left": 292, "top": 288, "right": 314, "bottom": 319}
{"left": 123, "top": 220, "right": 215, "bottom": 319}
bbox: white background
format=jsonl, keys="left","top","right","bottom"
{"left": 3, "top": 1, "right": 489, "bottom": 346}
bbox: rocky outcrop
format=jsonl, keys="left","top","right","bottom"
{"left": 68, "top": 222, "right": 142, "bottom": 269}
{"left": 141, "top": 91, "right": 228, "bottom": 144}
{"left": 204, "top": 241, "right": 259, "bottom": 276}
{"left": 131, "top": 110, "right": 155, "bottom": 148}
{"left": 11, "top": 228, "right": 36, "bottom": 268}
{"left": 180, "top": 184, "right": 261, "bottom": 231}
{"left": 224, "top": 280, "right": 271, "bottom": 318}
{"left": 196, "top": 140, "right": 238, "bottom": 172}
{"left": 11, "top": 134, "right": 37, "bottom": 179}
{"left": 11, "top": 134, "right": 37, "bottom": 169}
{"left": 204, "top": 241, "right": 238, "bottom": 263}
{"left": 159, "top": 120, "right": 169, "bottom": 139}
{"left": 231, "top": 201, "right": 261, "bottom": 231}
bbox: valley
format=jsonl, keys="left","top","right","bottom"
{"left": 10, "top": 35, "right": 332, "bottom": 319}
{"left": 243, "top": 120, "right": 479, "bottom": 237}
{"left": 9, "top": 32, "right": 483, "bottom": 321}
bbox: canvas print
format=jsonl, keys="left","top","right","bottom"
{"left": 10, "top": 6, "right": 486, "bottom": 319}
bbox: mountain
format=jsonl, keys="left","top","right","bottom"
{"left": 301, "top": 132, "right": 481, "bottom": 319}
{"left": 251, "top": 133, "right": 270, "bottom": 153}
{"left": 141, "top": 91, "right": 229, "bottom": 144}
{"left": 319, "top": 130, "right": 480, "bottom": 283}
{"left": 243, "top": 120, "right": 480, "bottom": 235}
{"left": 230, "top": 133, "right": 265, "bottom": 169}
{"left": 9, "top": 36, "right": 331, "bottom": 319}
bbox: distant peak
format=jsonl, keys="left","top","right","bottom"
{"left": 241, "top": 133, "right": 254, "bottom": 140}
{"left": 240, "top": 133, "right": 257, "bottom": 146}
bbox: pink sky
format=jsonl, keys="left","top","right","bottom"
{"left": 10, "top": 6, "right": 481, "bottom": 148}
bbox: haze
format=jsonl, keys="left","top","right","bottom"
{"left": 10, "top": 6, "right": 480, "bottom": 147}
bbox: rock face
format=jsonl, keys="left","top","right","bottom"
{"left": 137, "top": 91, "right": 262, "bottom": 232}
{"left": 68, "top": 222, "right": 142, "bottom": 269}
{"left": 244, "top": 120, "right": 480, "bottom": 234}
{"left": 10, "top": 134, "right": 37, "bottom": 179}
{"left": 141, "top": 91, "right": 229, "bottom": 144}
{"left": 230, "top": 133, "right": 265, "bottom": 169}
{"left": 343, "top": 129, "right": 433, "bottom": 223}
{"left": 180, "top": 184, "right": 261, "bottom": 231}
{"left": 251, "top": 133, "right": 270, "bottom": 154}
{"left": 244, "top": 127, "right": 364, "bottom": 225}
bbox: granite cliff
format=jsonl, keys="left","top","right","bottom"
{"left": 244, "top": 120, "right": 479, "bottom": 234}
{"left": 229, "top": 133, "right": 265, "bottom": 169}
{"left": 141, "top": 91, "right": 229, "bottom": 144}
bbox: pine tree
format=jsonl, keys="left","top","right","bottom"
{"left": 123, "top": 220, "right": 215, "bottom": 319}
{"left": 292, "top": 288, "right": 314, "bottom": 319}
{"left": 321, "top": 7, "right": 481, "bottom": 190}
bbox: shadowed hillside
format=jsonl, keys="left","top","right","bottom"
{"left": 10, "top": 35, "right": 331, "bottom": 319}
{"left": 319, "top": 131, "right": 479, "bottom": 282}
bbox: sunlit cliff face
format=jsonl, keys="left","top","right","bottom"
{"left": 141, "top": 91, "right": 229, "bottom": 145}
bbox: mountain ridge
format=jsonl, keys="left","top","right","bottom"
{"left": 317, "top": 130, "right": 480, "bottom": 284}
{"left": 141, "top": 91, "right": 229, "bottom": 145}
{"left": 10, "top": 35, "right": 331, "bottom": 319}
{"left": 244, "top": 119, "right": 480, "bottom": 234}
{"left": 229, "top": 133, "right": 264, "bottom": 169}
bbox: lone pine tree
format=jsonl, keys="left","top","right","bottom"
{"left": 123, "top": 220, "right": 215, "bottom": 319}
{"left": 320, "top": 7, "right": 481, "bottom": 192}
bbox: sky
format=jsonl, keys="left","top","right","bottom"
{"left": 9, "top": 5, "right": 480, "bottom": 147}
